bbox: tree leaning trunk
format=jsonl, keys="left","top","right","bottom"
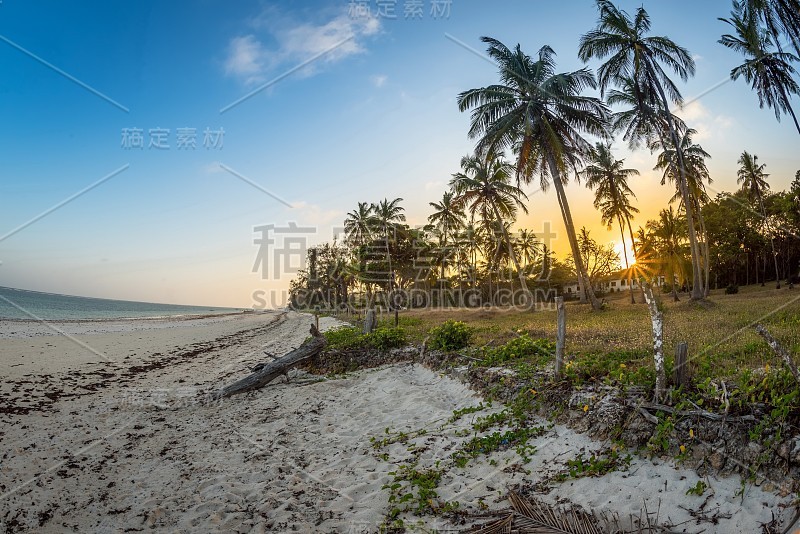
{"left": 694, "top": 199, "right": 711, "bottom": 297}
{"left": 547, "top": 156, "right": 602, "bottom": 310}
{"left": 618, "top": 217, "right": 635, "bottom": 304}
{"left": 650, "top": 74, "right": 704, "bottom": 300}
{"left": 492, "top": 203, "right": 531, "bottom": 306}
{"left": 628, "top": 222, "right": 646, "bottom": 303}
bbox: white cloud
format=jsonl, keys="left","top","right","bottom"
{"left": 425, "top": 180, "right": 444, "bottom": 191}
{"left": 224, "top": 35, "right": 267, "bottom": 84}
{"left": 371, "top": 74, "right": 388, "bottom": 88}
{"left": 289, "top": 201, "right": 343, "bottom": 228}
{"left": 678, "top": 100, "right": 710, "bottom": 122}
{"left": 223, "top": 10, "right": 381, "bottom": 85}
{"left": 676, "top": 100, "right": 735, "bottom": 142}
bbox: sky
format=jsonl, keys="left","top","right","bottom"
{"left": 0, "top": 0, "right": 798, "bottom": 308}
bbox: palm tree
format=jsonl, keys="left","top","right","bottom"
{"left": 719, "top": 4, "right": 800, "bottom": 134}
{"left": 648, "top": 207, "right": 689, "bottom": 301}
{"left": 371, "top": 198, "right": 406, "bottom": 294}
{"left": 344, "top": 201, "right": 375, "bottom": 297}
{"left": 580, "top": 0, "right": 706, "bottom": 300}
{"left": 581, "top": 142, "right": 640, "bottom": 303}
{"left": 739, "top": 0, "right": 800, "bottom": 57}
{"left": 515, "top": 229, "right": 542, "bottom": 270}
{"left": 607, "top": 76, "right": 689, "bottom": 151}
{"left": 428, "top": 190, "right": 466, "bottom": 286}
{"left": 454, "top": 219, "right": 483, "bottom": 291}
{"left": 651, "top": 129, "right": 714, "bottom": 296}
{"left": 450, "top": 152, "right": 531, "bottom": 299}
{"left": 633, "top": 226, "right": 658, "bottom": 280}
{"left": 344, "top": 202, "right": 374, "bottom": 247}
{"left": 737, "top": 151, "right": 781, "bottom": 288}
{"left": 457, "top": 37, "right": 608, "bottom": 310}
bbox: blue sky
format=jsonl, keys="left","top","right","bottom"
{"left": 0, "top": 0, "right": 798, "bottom": 307}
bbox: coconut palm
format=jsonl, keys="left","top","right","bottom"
{"left": 740, "top": 0, "right": 800, "bottom": 57}
{"left": 428, "top": 190, "right": 466, "bottom": 286}
{"left": 515, "top": 229, "right": 542, "bottom": 269}
{"left": 344, "top": 201, "right": 374, "bottom": 247}
{"left": 737, "top": 151, "right": 781, "bottom": 287}
{"left": 579, "top": 0, "right": 706, "bottom": 300}
{"left": 454, "top": 220, "right": 483, "bottom": 291}
{"left": 719, "top": 4, "right": 800, "bottom": 134}
{"left": 371, "top": 198, "right": 406, "bottom": 293}
{"left": 648, "top": 207, "right": 689, "bottom": 301}
{"left": 651, "top": 129, "right": 713, "bottom": 296}
{"left": 450, "top": 152, "right": 531, "bottom": 299}
{"left": 607, "top": 76, "right": 689, "bottom": 151}
{"left": 581, "top": 142, "right": 640, "bottom": 303}
{"left": 457, "top": 37, "right": 608, "bottom": 309}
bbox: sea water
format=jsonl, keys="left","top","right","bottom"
{"left": 0, "top": 286, "right": 242, "bottom": 321}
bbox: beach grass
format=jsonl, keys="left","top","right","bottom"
{"left": 354, "top": 284, "right": 800, "bottom": 383}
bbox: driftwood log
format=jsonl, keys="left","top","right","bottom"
{"left": 211, "top": 324, "right": 326, "bottom": 400}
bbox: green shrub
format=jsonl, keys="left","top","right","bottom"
{"left": 369, "top": 327, "right": 407, "bottom": 350}
{"left": 324, "top": 327, "right": 367, "bottom": 350}
{"left": 725, "top": 284, "right": 739, "bottom": 294}
{"left": 428, "top": 320, "right": 473, "bottom": 351}
{"left": 323, "top": 326, "right": 407, "bottom": 351}
{"left": 483, "top": 334, "right": 555, "bottom": 366}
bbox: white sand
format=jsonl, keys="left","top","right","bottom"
{"left": 0, "top": 311, "right": 795, "bottom": 532}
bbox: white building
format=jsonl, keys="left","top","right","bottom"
{"left": 563, "top": 273, "right": 665, "bottom": 297}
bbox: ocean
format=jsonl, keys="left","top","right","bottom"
{"left": 0, "top": 286, "right": 243, "bottom": 321}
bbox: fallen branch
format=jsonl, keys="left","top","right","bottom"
{"left": 629, "top": 401, "right": 756, "bottom": 423}
{"left": 210, "top": 324, "right": 326, "bottom": 400}
{"left": 754, "top": 323, "right": 800, "bottom": 384}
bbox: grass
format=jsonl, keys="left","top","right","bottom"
{"left": 351, "top": 284, "right": 800, "bottom": 382}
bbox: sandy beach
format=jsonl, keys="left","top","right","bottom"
{"left": 0, "top": 311, "right": 795, "bottom": 533}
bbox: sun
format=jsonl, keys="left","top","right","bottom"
{"left": 612, "top": 240, "right": 637, "bottom": 266}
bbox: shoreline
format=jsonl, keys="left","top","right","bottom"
{"left": 0, "top": 310, "right": 279, "bottom": 341}
{"left": 0, "top": 310, "right": 252, "bottom": 324}
{"left": 0, "top": 311, "right": 795, "bottom": 532}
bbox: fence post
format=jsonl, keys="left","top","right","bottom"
{"left": 674, "top": 342, "right": 688, "bottom": 387}
{"left": 364, "top": 309, "right": 376, "bottom": 334}
{"left": 555, "top": 296, "right": 565, "bottom": 378}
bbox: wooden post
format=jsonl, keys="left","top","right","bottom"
{"left": 555, "top": 296, "right": 565, "bottom": 378}
{"left": 673, "top": 342, "right": 688, "bottom": 387}
{"left": 643, "top": 283, "right": 666, "bottom": 402}
{"left": 364, "top": 309, "right": 376, "bottom": 334}
{"left": 314, "top": 312, "right": 319, "bottom": 331}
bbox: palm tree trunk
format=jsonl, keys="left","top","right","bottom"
{"left": 547, "top": 156, "right": 602, "bottom": 310}
{"left": 627, "top": 220, "right": 645, "bottom": 303}
{"left": 618, "top": 217, "right": 635, "bottom": 304}
{"left": 384, "top": 223, "right": 394, "bottom": 295}
{"left": 491, "top": 203, "right": 531, "bottom": 304}
{"left": 694, "top": 198, "right": 711, "bottom": 297}
{"left": 757, "top": 193, "right": 781, "bottom": 289}
{"left": 650, "top": 74, "right": 704, "bottom": 300}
